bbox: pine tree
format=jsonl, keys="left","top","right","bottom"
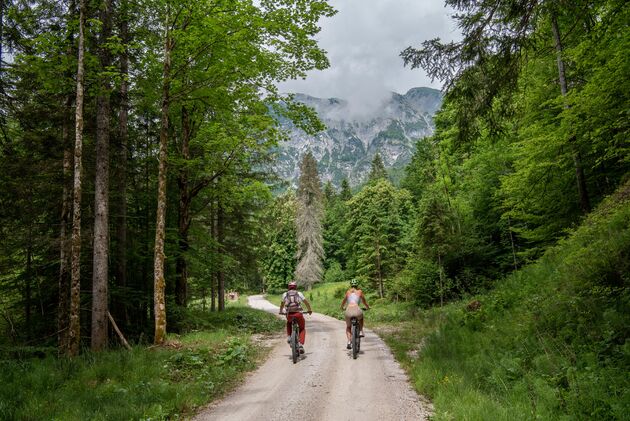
{"left": 295, "top": 152, "right": 324, "bottom": 289}
{"left": 368, "top": 153, "right": 388, "bottom": 182}
{"left": 340, "top": 178, "right": 352, "bottom": 201}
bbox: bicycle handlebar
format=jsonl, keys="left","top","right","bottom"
{"left": 279, "top": 311, "right": 311, "bottom": 315}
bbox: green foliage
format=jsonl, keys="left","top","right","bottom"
{"left": 260, "top": 193, "right": 298, "bottom": 293}
{"left": 323, "top": 260, "right": 345, "bottom": 283}
{"left": 345, "top": 180, "right": 414, "bottom": 297}
{"left": 390, "top": 258, "right": 441, "bottom": 306}
{"left": 378, "top": 183, "right": 630, "bottom": 420}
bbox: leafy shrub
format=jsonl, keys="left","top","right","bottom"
{"left": 390, "top": 258, "right": 443, "bottom": 306}
{"left": 324, "top": 260, "right": 345, "bottom": 283}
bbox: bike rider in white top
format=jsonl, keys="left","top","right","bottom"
{"left": 340, "top": 279, "right": 370, "bottom": 349}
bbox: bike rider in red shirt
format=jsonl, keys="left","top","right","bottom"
{"left": 279, "top": 281, "right": 313, "bottom": 354}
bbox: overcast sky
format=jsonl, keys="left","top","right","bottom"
{"left": 277, "top": 0, "right": 460, "bottom": 105}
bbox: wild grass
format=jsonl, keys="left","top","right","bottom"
{"left": 379, "top": 185, "right": 630, "bottom": 420}
{"left": 0, "top": 306, "right": 283, "bottom": 421}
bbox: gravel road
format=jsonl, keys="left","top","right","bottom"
{"left": 194, "top": 295, "right": 432, "bottom": 421}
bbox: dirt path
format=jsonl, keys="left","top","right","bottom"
{"left": 194, "top": 295, "right": 432, "bottom": 421}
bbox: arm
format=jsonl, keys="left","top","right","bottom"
{"left": 279, "top": 293, "right": 285, "bottom": 314}
{"left": 360, "top": 290, "right": 370, "bottom": 310}
{"left": 302, "top": 299, "right": 313, "bottom": 315}
{"left": 340, "top": 292, "right": 348, "bottom": 311}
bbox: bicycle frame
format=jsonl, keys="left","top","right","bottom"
{"left": 280, "top": 311, "right": 308, "bottom": 364}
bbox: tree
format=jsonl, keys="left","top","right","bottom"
{"left": 68, "top": 0, "right": 86, "bottom": 357}
{"left": 346, "top": 180, "right": 413, "bottom": 298}
{"left": 295, "top": 152, "right": 324, "bottom": 289}
{"left": 153, "top": 3, "right": 172, "bottom": 345}
{"left": 339, "top": 178, "right": 352, "bottom": 201}
{"left": 261, "top": 192, "right": 297, "bottom": 293}
{"left": 91, "top": 0, "right": 114, "bottom": 352}
{"left": 368, "top": 153, "right": 388, "bottom": 182}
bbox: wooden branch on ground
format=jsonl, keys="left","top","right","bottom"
{"left": 107, "top": 311, "right": 132, "bottom": 350}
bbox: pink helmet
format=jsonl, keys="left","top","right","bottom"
{"left": 288, "top": 281, "right": 297, "bottom": 290}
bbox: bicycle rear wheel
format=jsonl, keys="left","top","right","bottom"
{"left": 291, "top": 323, "right": 299, "bottom": 364}
{"left": 351, "top": 320, "right": 359, "bottom": 359}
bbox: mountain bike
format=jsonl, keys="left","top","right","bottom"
{"left": 280, "top": 311, "right": 309, "bottom": 364}
{"left": 350, "top": 308, "right": 368, "bottom": 360}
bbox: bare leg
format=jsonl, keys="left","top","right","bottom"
{"left": 346, "top": 324, "right": 352, "bottom": 341}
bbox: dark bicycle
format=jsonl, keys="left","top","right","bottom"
{"left": 280, "top": 311, "right": 308, "bottom": 364}
{"left": 350, "top": 307, "right": 368, "bottom": 359}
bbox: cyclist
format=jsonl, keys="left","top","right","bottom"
{"left": 279, "top": 281, "right": 312, "bottom": 354}
{"left": 340, "top": 279, "right": 370, "bottom": 350}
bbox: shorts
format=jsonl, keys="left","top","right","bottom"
{"left": 344, "top": 305, "right": 363, "bottom": 328}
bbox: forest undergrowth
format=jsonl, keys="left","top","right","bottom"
{"left": 0, "top": 305, "right": 282, "bottom": 421}
{"left": 383, "top": 182, "right": 630, "bottom": 420}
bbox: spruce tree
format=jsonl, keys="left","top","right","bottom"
{"left": 368, "top": 153, "right": 388, "bottom": 182}
{"left": 295, "top": 152, "right": 324, "bottom": 289}
{"left": 340, "top": 178, "right": 352, "bottom": 201}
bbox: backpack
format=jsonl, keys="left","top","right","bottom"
{"left": 284, "top": 290, "right": 302, "bottom": 313}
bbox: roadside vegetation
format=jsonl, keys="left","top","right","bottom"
{"left": 276, "top": 184, "right": 629, "bottom": 420}
{"left": 0, "top": 306, "right": 282, "bottom": 420}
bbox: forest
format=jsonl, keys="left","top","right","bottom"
{"left": 0, "top": 0, "right": 628, "bottom": 419}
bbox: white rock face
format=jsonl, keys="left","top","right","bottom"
{"left": 276, "top": 87, "right": 442, "bottom": 187}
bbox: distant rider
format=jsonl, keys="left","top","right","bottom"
{"left": 279, "top": 281, "right": 312, "bottom": 354}
{"left": 340, "top": 279, "right": 370, "bottom": 349}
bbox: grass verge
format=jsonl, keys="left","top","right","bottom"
{"left": 0, "top": 306, "right": 283, "bottom": 421}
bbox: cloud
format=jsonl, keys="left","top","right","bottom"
{"left": 278, "top": 0, "right": 460, "bottom": 111}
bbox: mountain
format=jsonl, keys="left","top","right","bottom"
{"left": 275, "top": 87, "right": 442, "bottom": 187}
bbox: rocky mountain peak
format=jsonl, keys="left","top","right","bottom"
{"left": 275, "top": 87, "right": 442, "bottom": 187}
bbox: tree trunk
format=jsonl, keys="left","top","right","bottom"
{"left": 153, "top": 15, "right": 172, "bottom": 345}
{"left": 551, "top": 13, "right": 591, "bottom": 214}
{"left": 507, "top": 216, "right": 518, "bottom": 270}
{"left": 25, "top": 238, "right": 32, "bottom": 339}
{"left": 210, "top": 201, "right": 216, "bottom": 312}
{"left": 437, "top": 253, "right": 444, "bottom": 307}
{"left": 217, "top": 200, "right": 225, "bottom": 311}
{"left": 114, "top": 0, "right": 129, "bottom": 326}
{"left": 58, "top": 95, "right": 73, "bottom": 354}
{"left": 91, "top": 0, "right": 113, "bottom": 352}
{"left": 0, "top": 0, "right": 4, "bottom": 77}
{"left": 176, "top": 106, "right": 191, "bottom": 307}
{"left": 69, "top": 0, "right": 87, "bottom": 357}
{"left": 59, "top": 5, "right": 75, "bottom": 349}
{"left": 375, "top": 237, "right": 383, "bottom": 299}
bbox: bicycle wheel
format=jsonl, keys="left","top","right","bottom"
{"left": 351, "top": 320, "right": 358, "bottom": 359}
{"left": 291, "top": 322, "right": 299, "bottom": 364}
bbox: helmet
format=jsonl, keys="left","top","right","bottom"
{"left": 350, "top": 279, "right": 358, "bottom": 288}
{"left": 288, "top": 281, "right": 297, "bottom": 290}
